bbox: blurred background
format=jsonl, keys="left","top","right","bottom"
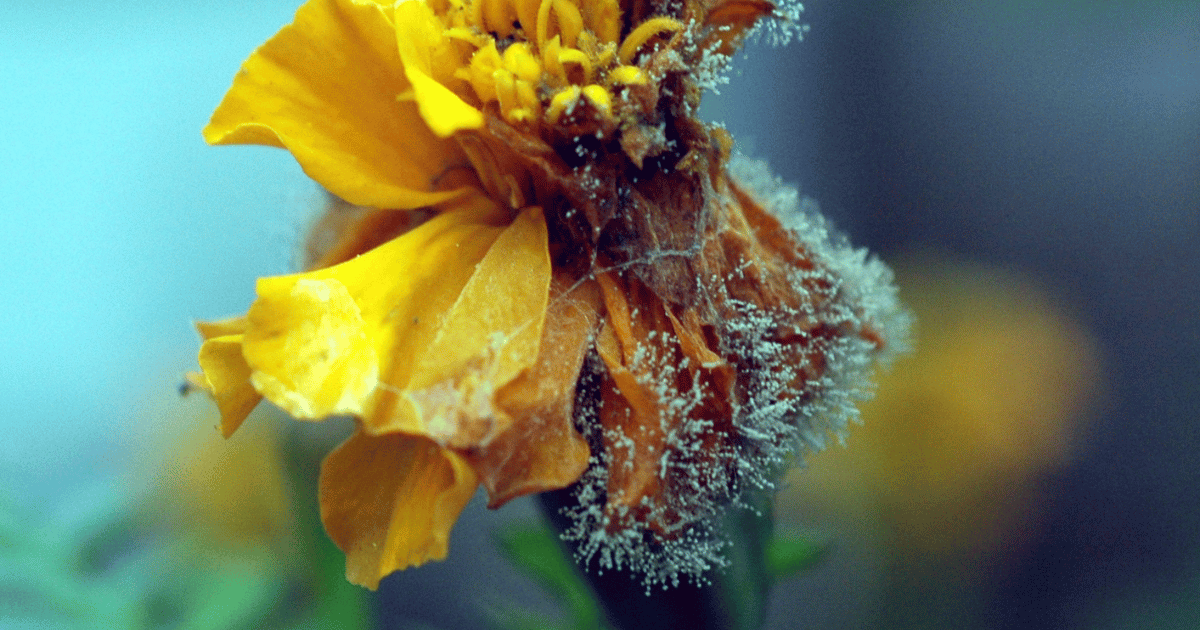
{"left": 2, "top": 0, "right": 1197, "bottom": 628}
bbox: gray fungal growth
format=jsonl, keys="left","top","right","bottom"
{"left": 552, "top": 154, "right": 911, "bottom": 590}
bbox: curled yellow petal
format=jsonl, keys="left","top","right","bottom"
{"left": 203, "top": 0, "right": 468, "bottom": 209}
{"left": 606, "top": 64, "right": 648, "bottom": 86}
{"left": 319, "top": 431, "right": 478, "bottom": 590}
{"left": 547, "top": 85, "right": 582, "bottom": 124}
{"left": 557, "top": 47, "right": 592, "bottom": 84}
{"left": 196, "top": 334, "right": 262, "bottom": 437}
{"left": 581, "top": 84, "right": 612, "bottom": 118}
{"left": 240, "top": 207, "right": 509, "bottom": 424}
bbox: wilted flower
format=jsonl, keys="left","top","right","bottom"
{"left": 190, "top": 0, "right": 909, "bottom": 589}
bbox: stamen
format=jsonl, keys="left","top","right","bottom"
{"left": 547, "top": 85, "right": 582, "bottom": 124}
{"left": 580, "top": 0, "right": 621, "bottom": 45}
{"left": 449, "top": 0, "right": 691, "bottom": 130}
{"left": 516, "top": 80, "right": 542, "bottom": 117}
{"left": 508, "top": 107, "right": 536, "bottom": 124}
{"left": 482, "top": 0, "right": 517, "bottom": 38}
{"left": 606, "top": 65, "right": 648, "bottom": 86}
{"left": 617, "top": 17, "right": 685, "bottom": 65}
{"left": 542, "top": 35, "right": 565, "bottom": 83}
{"left": 575, "top": 30, "right": 599, "bottom": 56}
{"left": 551, "top": 0, "right": 584, "bottom": 48}
{"left": 595, "top": 43, "right": 617, "bottom": 69}
{"left": 493, "top": 68, "right": 520, "bottom": 118}
{"left": 557, "top": 47, "right": 593, "bottom": 84}
{"left": 466, "top": 41, "right": 504, "bottom": 103}
{"left": 581, "top": 84, "right": 613, "bottom": 118}
{"left": 514, "top": 0, "right": 541, "bottom": 39}
{"left": 466, "top": 0, "right": 485, "bottom": 36}
{"left": 535, "top": 0, "right": 554, "bottom": 52}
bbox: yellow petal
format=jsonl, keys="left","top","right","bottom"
{"left": 244, "top": 278, "right": 379, "bottom": 419}
{"left": 374, "top": 206, "right": 552, "bottom": 447}
{"left": 470, "top": 276, "right": 599, "bottom": 506}
{"left": 394, "top": 0, "right": 484, "bottom": 137}
{"left": 414, "top": 206, "right": 549, "bottom": 392}
{"left": 203, "top": 0, "right": 468, "bottom": 208}
{"left": 195, "top": 315, "right": 248, "bottom": 340}
{"left": 403, "top": 66, "right": 485, "bottom": 137}
{"left": 196, "top": 334, "right": 262, "bottom": 437}
{"left": 241, "top": 207, "right": 508, "bottom": 421}
{"left": 319, "top": 431, "right": 477, "bottom": 589}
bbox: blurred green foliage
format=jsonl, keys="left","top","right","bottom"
{"left": 490, "top": 519, "right": 827, "bottom": 630}
{"left": 0, "top": 465, "right": 368, "bottom": 629}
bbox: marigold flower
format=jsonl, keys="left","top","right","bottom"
{"left": 190, "top": 0, "right": 909, "bottom": 589}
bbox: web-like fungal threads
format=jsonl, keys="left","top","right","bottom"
{"left": 554, "top": 154, "right": 911, "bottom": 590}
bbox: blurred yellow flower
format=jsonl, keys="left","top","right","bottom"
{"left": 158, "top": 406, "right": 296, "bottom": 554}
{"left": 780, "top": 260, "right": 1102, "bottom": 555}
{"left": 191, "top": 0, "right": 908, "bottom": 589}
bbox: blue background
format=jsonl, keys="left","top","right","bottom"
{"left": 2, "top": 0, "right": 309, "bottom": 496}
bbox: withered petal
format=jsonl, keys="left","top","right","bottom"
{"left": 370, "top": 206, "right": 551, "bottom": 448}
{"left": 196, "top": 334, "right": 262, "bottom": 437}
{"left": 469, "top": 276, "right": 601, "bottom": 507}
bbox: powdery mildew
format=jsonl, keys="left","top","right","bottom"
{"left": 553, "top": 153, "right": 911, "bottom": 590}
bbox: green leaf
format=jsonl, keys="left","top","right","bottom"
{"left": 765, "top": 531, "right": 828, "bottom": 582}
{"left": 170, "top": 560, "right": 287, "bottom": 630}
{"left": 493, "top": 524, "right": 603, "bottom": 630}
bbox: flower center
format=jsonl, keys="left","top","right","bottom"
{"left": 428, "top": 0, "right": 684, "bottom": 134}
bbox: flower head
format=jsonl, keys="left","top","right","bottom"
{"left": 191, "top": 0, "right": 909, "bottom": 589}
